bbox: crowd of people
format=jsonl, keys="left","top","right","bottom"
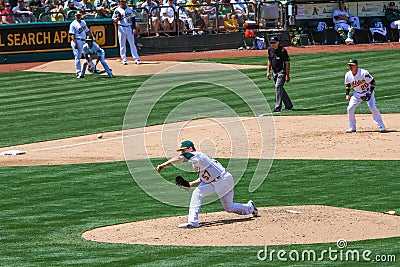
{"left": 0, "top": 0, "right": 261, "bottom": 35}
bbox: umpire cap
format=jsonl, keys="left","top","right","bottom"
{"left": 269, "top": 36, "right": 279, "bottom": 43}
{"left": 177, "top": 140, "right": 195, "bottom": 151}
{"left": 347, "top": 58, "right": 358, "bottom": 65}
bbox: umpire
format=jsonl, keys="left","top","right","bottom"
{"left": 267, "top": 36, "right": 294, "bottom": 112}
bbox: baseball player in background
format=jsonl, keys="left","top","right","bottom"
{"left": 157, "top": 140, "right": 258, "bottom": 228}
{"left": 112, "top": 0, "right": 141, "bottom": 65}
{"left": 81, "top": 36, "right": 115, "bottom": 78}
{"left": 345, "top": 58, "right": 385, "bottom": 133}
{"left": 69, "top": 11, "right": 94, "bottom": 78}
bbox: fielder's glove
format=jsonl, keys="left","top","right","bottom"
{"left": 361, "top": 93, "right": 371, "bottom": 101}
{"left": 176, "top": 175, "right": 190, "bottom": 190}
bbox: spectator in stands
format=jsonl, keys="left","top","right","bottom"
{"left": 80, "top": 0, "right": 96, "bottom": 18}
{"left": 65, "top": 0, "right": 78, "bottom": 13}
{"left": 201, "top": 0, "right": 217, "bottom": 30}
{"left": 231, "top": 0, "right": 248, "bottom": 26}
{"left": 186, "top": 0, "right": 201, "bottom": 13}
{"left": 44, "top": 0, "right": 56, "bottom": 12}
{"left": 141, "top": 0, "right": 161, "bottom": 37}
{"left": 161, "top": 0, "right": 176, "bottom": 33}
{"left": 27, "top": 0, "right": 43, "bottom": 11}
{"left": 186, "top": 0, "right": 206, "bottom": 32}
{"left": 1, "top": 2, "right": 15, "bottom": 23}
{"left": 385, "top": 1, "right": 400, "bottom": 34}
{"left": 177, "top": 0, "right": 194, "bottom": 34}
{"left": 47, "top": 0, "right": 66, "bottom": 21}
{"left": 219, "top": 0, "right": 233, "bottom": 21}
{"left": 332, "top": 0, "right": 360, "bottom": 31}
{"left": 0, "top": 0, "right": 5, "bottom": 12}
{"left": 80, "top": 0, "right": 94, "bottom": 12}
{"left": 95, "top": 0, "right": 113, "bottom": 18}
{"left": 13, "top": 0, "right": 33, "bottom": 23}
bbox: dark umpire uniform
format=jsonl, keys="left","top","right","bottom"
{"left": 267, "top": 36, "right": 293, "bottom": 112}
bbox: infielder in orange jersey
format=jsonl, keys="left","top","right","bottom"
{"left": 157, "top": 140, "right": 258, "bottom": 228}
{"left": 345, "top": 58, "right": 385, "bottom": 133}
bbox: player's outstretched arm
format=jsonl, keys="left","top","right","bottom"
{"left": 189, "top": 178, "right": 201, "bottom": 187}
{"left": 157, "top": 155, "right": 185, "bottom": 172}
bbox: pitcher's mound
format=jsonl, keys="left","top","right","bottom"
{"left": 82, "top": 205, "right": 400, "bottom": 246}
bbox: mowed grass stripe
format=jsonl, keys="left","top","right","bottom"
{"left": 1, "top": 50, "right": 399, "bottom": 147}
{"left": 0, "top": 159, "right": 399, "bottom": 266}
{"left": 0, "top": 76, "right": 143, "bottom": 107}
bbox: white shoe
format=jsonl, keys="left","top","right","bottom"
{"left": 76, "top": 75, "right": 84, "bottom": 79}
{"left": 346, "top": 128, "right": 356, "bottom": 133}
{"left": 122, "top": 61, "right": 128, "bottom": 65}
{"left": 379, "top": 126, "right": 385, "bottom": 132}
{"left": 178, "top": 222, "right": 199, "bottom": 228}
{"left": 249, "top": 200, "right": 258, "bottom": 217}
{"left": 135, "top": 60, "right": 141, "bottom": 65}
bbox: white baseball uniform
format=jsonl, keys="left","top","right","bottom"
{"left": 333, "top": 9, "right": 360, "bottom": 30}
{"left": 182, "top": 151, "right": 255, "bottom": 227}
{"left": 81, "top": 42, "right": 114, "bottom": 78}
{"left": 112, "top": 5, "right": 140, "bottom": 64}
{"left": 69, "top": 19, "right": 91, "bottom": 76}
{"left": 345, "top": 68, "right": 385, "bottom": 131}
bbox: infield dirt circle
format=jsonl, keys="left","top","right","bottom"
{"left": 1, "top": 44, "right": 400, "bottom": 246}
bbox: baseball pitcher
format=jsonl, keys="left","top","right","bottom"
{"left": 157, "top": 140, "right": 258, "bottom": 228}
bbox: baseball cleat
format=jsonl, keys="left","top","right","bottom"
{"left": 249, "top": 200, "right": 258, "bottom": 217}
{"left": 122, "top": 61, "right": 128, "bottom": 65}
{"left": 272, "top": 108, "right": 281, "bottom": 113}
{"left": 178, "top": 222, "right": 199, "bottom": 228}
{"left": 346, "top": 128, "right": 356, "bottom": 133}
{"left": 135, "top": 60, "right": 141, "bottom": 65}
{"left": 379, "top": 126, "right": 386, "bottom": 132}
{"left": 76, "top": 75, "right": 84, "bottom": 79}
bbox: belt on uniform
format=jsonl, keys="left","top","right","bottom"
{"left": 118, "top": 24, "right": 131, "bottom": 27}
{"left": 76, "top": 38, "right": 86, "bottom": 41}
{"left": 211, "top": 176, "right": 221, "bottom": 182}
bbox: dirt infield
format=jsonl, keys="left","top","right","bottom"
{"left": 1, "top": 42, "right": 400, "bottom": 72}
{"left": 1, "top": 114, "right": 399, "bottom": 167}
{"left": 1, "top": 43, "right": 399, "bottom": 247}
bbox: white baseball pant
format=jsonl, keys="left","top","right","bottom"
{"left": 118, "top": 25, "right": 140, "bottom": 63}
{"left": 347, "top": 91, "right": 384, "bottom": 130}
{"left": 71, "top": 39, "right": 86, "bottom": 76}
{"left": 187, "top": 172, "right": 254, "bottom": 227}
{"left": 82, "top": 52, "right": 113, "bottom": 78}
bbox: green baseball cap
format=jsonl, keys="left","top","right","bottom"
{"left": 177, "top": 140, "right": 195, "bottom": 151}
{"left": 347, "top": 58, "right": 358, "bottom": 65}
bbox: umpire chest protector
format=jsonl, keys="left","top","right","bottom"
{"left": 268, "top": 46, "right": 290, "bottom": 73}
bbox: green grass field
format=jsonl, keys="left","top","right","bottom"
{"left": 0, "top": 50, "right": 399, "bottom": 266}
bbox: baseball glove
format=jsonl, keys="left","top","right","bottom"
{"left": 361, "top": 93, "right": 371, "bottom": 101}
{"left": 176, "top": 175, "right": 190, "bottom": 190}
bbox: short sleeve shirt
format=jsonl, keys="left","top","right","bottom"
{"left": 268, "top": 45, "right": 290, "bottom": 73}
{"left": 182, "top": 152, "right": 225, "bottom": 183}
{"left": 345, "top": 68, "right": 374, "bottom": 94}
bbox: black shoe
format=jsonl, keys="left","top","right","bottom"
{"left": 285, "top": 107, "right": 294, "bottom": 111}
{"left": 273, "top": 108, "right": 281, "bottom": 112}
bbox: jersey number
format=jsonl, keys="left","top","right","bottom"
{"left": 202, "top": 170, "right": 211, "bottom": 181}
